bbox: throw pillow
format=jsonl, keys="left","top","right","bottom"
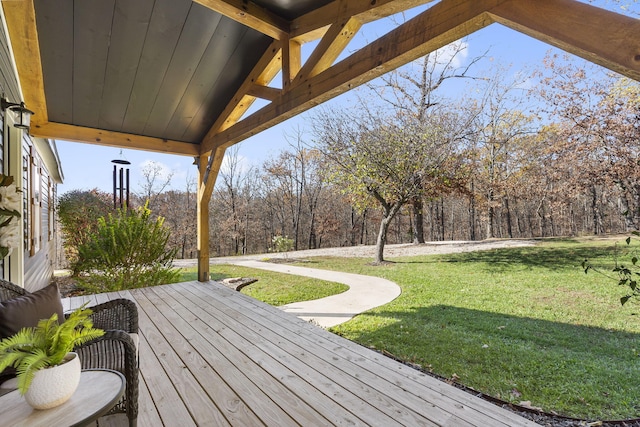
{"left": 0, "top": 283, "right": 65, "bottom": 339}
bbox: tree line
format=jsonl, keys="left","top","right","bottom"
{"left": 57, "top": 50, "right": 640, "bottom": 265}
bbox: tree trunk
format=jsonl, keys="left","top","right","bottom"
{"left": 504, "top": 196, "right": 513, "bottom": 238}
{"left": 375, "top": 203, "right": 403, "bottom": 264}
{"left": 375, "top": 216, "right": 392, "bottom": 264}
{"left": 591, "top": 185, "right": 600, "bottom": 235}
{"left": 469, "top": 180, "right": 476, "bottom": 240}
{"left": 412, "top": 197, "right": 425, "bottom": 244}
{"left": 308, "top": 211, "right": 317, "bottom": 249}
{"left": 360, "top": 209, "right": 367, "bottom": 245}
{"left": 487, "top": 188, "right": 495, "bottom": 239}
{"left": 439, "top": 198, "right": 445, "bottom": 241}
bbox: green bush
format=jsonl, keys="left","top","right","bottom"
{"left": 270, "top": 235, "right": 294, "bottom": 253}
{"left": 57, "top": 190, "right": 113, "bottom": 272}
{"left": 75, "top": 203, "right": 179, "bottom": 292}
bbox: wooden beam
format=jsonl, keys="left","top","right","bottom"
{"left": 31, "top": 122, "right": 199, "bottom": 156}
{"left": 488, "top": 0, "right": 640, "bottom": 81}
{"left": 193, "top": 0, "right": 288, "bottom": 40}
{"left": 282, "top": 37, "right": 301, "bottom": 89}
{"left": 196, "top": 147, "right": 225, "bottom": 282}
{"left": 2, "top": 0, "right": 48, "bottom": 121}
{"left": 202, "top": 0, "right": 498, "bottom": 152}
{"left": 291, "top": 0, "right": 435, "bottom": 41}
{"left": 246, "top": 84, "right": 281, "bottom": 101}
{"left": 293, "top": 17, "right": 362, "bottom": 85}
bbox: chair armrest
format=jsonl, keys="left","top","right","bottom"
{"left": 74, "top": 330, "right": 139, "bottom": 422}
{"left": 67, "top": 298, "right": 138, "bottom": 333}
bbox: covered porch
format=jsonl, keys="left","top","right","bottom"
{"left": 64, "top": 280, "right": 536, "bottom": 426}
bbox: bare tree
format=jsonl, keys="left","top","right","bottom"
{"left": 137, "top": 161, "right": 174, "bottom": 210}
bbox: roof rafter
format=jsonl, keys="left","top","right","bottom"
{"left": 201, "top": 0, "right": 497, "bottom": 153}
{"left": 293, "top": 17, "right": 363, "bottom": 85}
{"left": 290, "top": 0, "right": 435, "bottom": 42}
{"left": 202, "top": 0, "right": 640, "bottom": 154}
{"left": 193, "top": 0, "right": 288, "bottom": 39}
{"left": 488, "top": 0, "right": 640, "bottom": 81}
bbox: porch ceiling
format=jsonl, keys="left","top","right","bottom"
{"left": 2, "top": 0, "right": 640, "bottom": 159}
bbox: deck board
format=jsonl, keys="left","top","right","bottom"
{"left": 65, "top": 281, "right": 537, "bottom": 427}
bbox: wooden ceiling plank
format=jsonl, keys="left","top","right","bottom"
{"left": 489, "top": 0, "right": 640, "bottom": 81}
{"left": 31, "top": 122, "right": 199, "bottom": 156}
{"left": 72, "top": 0, "right": 115, "bottom": 127}
{"left": 193, "top": 0, "right": 288, "bottom": 39}
{"left": 143, "top": 7, "right": 224, "bottom": 138}
{"left": 122, "top": 0, "right": 193, "bottom": 135}
{"left": 293, "top": 17, "right": 362, "bottom": 86}
{"left": 291, "top": 0, "right": 435, "bottom": 42}
{"left": 2, "top": 0, "right": 48, "bottom": 123}
{"left": 201, "top": 0, "right": 498, "bottom": 153}
{"left": 99, "top": 0, "right": 159, "bottom": 131}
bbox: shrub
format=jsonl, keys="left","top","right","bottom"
{"left": 57, "top": 189, "right": 113, "bottom": 272}
{"left": 582, "top": 233, "right": 640, "bottom": 306}
{"left": 271, "top": 235, "right": 294, "bottom": 255}
{"left": 75, "top": 203, "right": 179, "bottom": 292}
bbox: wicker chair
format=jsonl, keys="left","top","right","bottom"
{"left": 0, "top": 279, "right": 139, "bottom": 426}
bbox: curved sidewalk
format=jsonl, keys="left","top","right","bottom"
{"left": 224, "top": 260, "right": 401, "bottom": 328}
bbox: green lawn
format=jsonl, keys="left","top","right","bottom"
{"left": 290, "top": 238, "right": 640, "bottom": 420}
{"left": 180, "top": 264, "right": 348, "bottom": 306}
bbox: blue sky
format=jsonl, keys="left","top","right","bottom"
{"left": 55, "top": 1, "right": 636, "bottom": 196}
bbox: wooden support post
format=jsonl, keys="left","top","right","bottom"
{"left": 196, "top": 147, "right": 226, "bottom": 282}
{"left": 282, "top": 37, "right": 301, "bottom": 89}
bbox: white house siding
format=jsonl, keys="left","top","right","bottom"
{"left": 0, "top": 12, "right": 62, "bottom": 291}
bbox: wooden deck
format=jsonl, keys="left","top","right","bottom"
{"left": 64, "top": 281, "right": 537, "bottom": 427}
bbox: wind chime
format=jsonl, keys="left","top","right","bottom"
{"left": 111, "top": 153, "right": 130, "bottom": 209}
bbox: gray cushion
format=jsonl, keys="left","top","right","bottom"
{"left": 0, "top": 283, "right": 64, "bottom": 339}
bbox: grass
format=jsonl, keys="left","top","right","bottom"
{"left": 183, "top": 237, "right": 639, "bottom": 420}
{"left": 180, "top": 264, "right": 348, "bottom": 306}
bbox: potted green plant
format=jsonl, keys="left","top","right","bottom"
{"left": 0, "top": 304, "right": 104, "bottom": 409}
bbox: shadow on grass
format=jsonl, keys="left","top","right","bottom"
{"left": 396, "top": 241, "right": 632, "bottom": 273}
{"left": 332, "top": 304, "right": 640, "bottom": 419}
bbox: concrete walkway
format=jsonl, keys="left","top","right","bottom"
{"left": 220, "top": 259, "right": 401, "bottom": 328}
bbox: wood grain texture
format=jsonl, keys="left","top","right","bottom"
{"left": 2, "top": 0, "right": 48, "bottom": 122}
{"left": 489, "top": 0, "right": 640, "bottom": 81}
{"left": 30, "top": 122, "right": 199, "bottom": 156}
{"left": 194, "top": 0, "right": 288, "bottom": 39}
{"left": 63, "top": 282, "right": 537, "bottom": 426}
{"left": 2, "top": 370, "right": 124, "bottom": 427}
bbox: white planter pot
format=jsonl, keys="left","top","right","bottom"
{"left": 24, "top": 352, "right": 81, "bottom": 410}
